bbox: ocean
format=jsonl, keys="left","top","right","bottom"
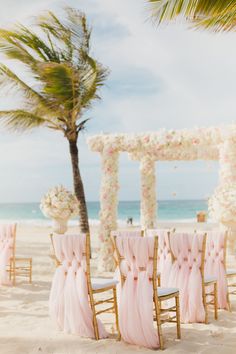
{"left": 0, "top": 200, "right": 208, "bottom": 225}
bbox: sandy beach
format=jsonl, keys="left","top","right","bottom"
{"left": 0, "top": 224, "right": 235, "bottom": 354}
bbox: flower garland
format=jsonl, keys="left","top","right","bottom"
{"left": 140, "top": 157, "right": 156, "bottom": 228}
{"left": 98, "top": 147, "right": 119, "bottom": 271}
{"left": 40, "top": 185, "right": 79, "bottom": 220}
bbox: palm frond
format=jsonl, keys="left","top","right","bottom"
{"left": 148, "top": 0, "right": 236, "bottom": 32}
{"left": 0, "top": 7, "right": 108, "bottom": 133}
{"left": 0, "top": 110, "right": 47, "bottom": 131}
{"left": 37, "top": 62, "right": 75, "bottom": 111}
{"left": 79, "top": 52, "right": 109, "bottom": 109}
{"left": 0, "top": 29, "right": 37, "bottom": 66}
{"left": 0, "top": 64, "right": 60, "bottom": 115}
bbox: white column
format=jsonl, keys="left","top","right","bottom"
{"left": 98, "top": 146, "right": 119, "bottom": 272}
{"left": 140, "top": 156, "right": 157, "bottom": 229}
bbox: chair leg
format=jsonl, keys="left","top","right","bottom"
{"left": 226, "top": 278, "right": 231, "bottom": 312}
{"left": 175, "top": 294, "right": 181, "bottom": 339}
{"left": 113, "top": 287, "right": 120, "bottom": 340}
{"left": 29, "top": 259, "right": 32, "bottom": 284}
{"left": 157, "top": 274, "right": 161, "bottom": 287}
{"left": 202, "top": 285, "right": 208, "bottom": 324}
{"left": 9, "top": 259, "right": 12, "bottom": 281}
{"left": 13, "top": 260, "right": 16, "bottom": 286}
{"left": 214, "top": 283, "right": 218, "bottom": 320}
{"left": 154, "top": 296, "right": 164, "bottom": 350}
{"left": 89, "top": 291, "right": 100, "bottom": 340}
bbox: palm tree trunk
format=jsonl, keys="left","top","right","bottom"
{"left": 68, "top": 138, "right": 89, "bottom": 233}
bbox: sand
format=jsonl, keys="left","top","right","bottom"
{"left": 0, "top": 224, "right": 236, "bottom": 354}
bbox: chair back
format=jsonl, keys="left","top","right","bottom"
{"left": 168, "top": 232, "right": 206, "bottom": 323}
{"left": 0, "top": 223, "right": 16, "bottom": 285}
{"left": 49, "top": 233, "right": 107, "bottom": 338}
{"left": 204, "top": 230, "right": 228, "bottom": 309}
{"left": 145, "top": 229, "right": 172, "bottom": 286}
{"left": 112, "top": 235, "right": 159, "bottom": 349}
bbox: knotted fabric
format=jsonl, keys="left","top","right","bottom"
{"left": 168, "top": 233, "right": 205, "bottom": 323}
{"left": 116, "top": 236, "right": 159, "bottom": 349}
{"left": 145, "top": 229, "right": 172, "bottom": 287}
{"left": 204, "top": 231, "right": 228, "bottom": 309}
{"left": 111, "top": 230, "right": 142, "bottom": 237}
{"left": 49, "top": 234, "right": 107, "bottom": 338}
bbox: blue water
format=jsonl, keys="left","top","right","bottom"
{"left": 0, "top": 200, "right": 208, "bottom": 223}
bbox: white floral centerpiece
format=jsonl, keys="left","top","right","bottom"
{"left": 208, "top": 183, "right": 236, "bottom": 224}
{"left": 40, "top": 185, "right": 80, "bottom": 234}
{"left": 209, "top": 183, "right": 236, "bottom": 254}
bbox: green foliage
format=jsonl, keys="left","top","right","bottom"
{"left": 0, "top": 7, "right": 108, "bottom": 139}
{"left": 148, "top": 0, "right": 236, "bottom": 32}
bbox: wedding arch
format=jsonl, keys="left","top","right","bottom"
{"left": 88, "top": 125, "right": 236, "bottom": 270}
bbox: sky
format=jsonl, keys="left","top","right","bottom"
{"left": 0, "top": 0, "right": 235, "bottom": 202}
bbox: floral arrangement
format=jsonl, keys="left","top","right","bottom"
{"left": 40, "top": 185, "right": 80, "bottom": 220}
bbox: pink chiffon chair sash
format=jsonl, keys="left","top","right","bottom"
{"left": 204, "top": 231, "right": 228, "bottom": 309}
{"left": 145, "top": 229, "right": 172, "bottom": 286}
{"left": 49, "top": 234, "right": 107, "bottom": 338}
{"left": 0, "top": 224, "right": 16, "bottom": 285}
{"left": 111, "top": 230, "right": 142, "bottom": 237}
{"left": 116, "top": 236, "right": 159, "bottom": 349}
{"left": 168, "top": 232, "right": 206, "bottom": 323}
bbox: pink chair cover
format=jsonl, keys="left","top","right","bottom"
{"left": 49, "top": 234, "right": 107, "bottom": 338}
{"left": 111, "top": 230, "right": 142, "bottom": 237}
{"left": 145, "top": 229, "right": 172, "bottom": 286}
{"left": 168, "top": 232, "right": 206, "bottom": 323}
{"left": 204, "top": 231, "right": 228, "bottom": 309}
{"left": 0, "top": 224, "right": 15, "bottom": 285}
{"left": 116, "top": 236, "right": 159, "bottom": 349}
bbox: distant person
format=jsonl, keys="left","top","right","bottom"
{"left": 127, "top": 217, "right": 133, "bottom": 226}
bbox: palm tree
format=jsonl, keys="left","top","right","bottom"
{"left": 0, "top": 7, "right": 108, "bottom": 233}
{"left": 148, "top": 0, "right": 236, "bottom": 32}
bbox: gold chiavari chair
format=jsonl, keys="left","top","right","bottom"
{"left": 112, "top": 235, "right": 181, "bottom": 350}
{"left": 222, "top": 233, "right": 236, "bottom": 311}
{"left": 7, "top": 224, "right": 32, "bottom": 285}
{"left": 50, "top": 233, "right": 120, "bottom": 340}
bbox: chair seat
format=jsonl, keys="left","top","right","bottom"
{"left": 205, "top": 275, "right": 217, "bottom": 284}
{"left": 227, "top": 269, "right": 236, "bottom": 276}
{"left": 157, "top": 287, "right": 179, "bottom": 297}
{"left": 91, "top": 277, "right": 118, "bottom": 290}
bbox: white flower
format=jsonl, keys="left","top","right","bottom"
{"left": 40, "top": 185, "right": 80, "bottom": 220}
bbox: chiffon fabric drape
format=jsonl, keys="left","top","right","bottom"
{"left": 0, "top": 224, "right": 15, "bottom": 285}
{"left": 204, "top": 231, "right": 228, "bottom": 309}
{"left": 168, "top": 232, "right": 206, "bottom": 323}
{"left": 116, "top": 236, "right": 159, "bottom": 349}
{"left": 111, "top": 230, "right": 143, "bottom": 237}
{"left": 49, "top": 234, "right": 107, "bottom": 338}
{"left": 145, "top": 229, "right": 172, "bottom": 287}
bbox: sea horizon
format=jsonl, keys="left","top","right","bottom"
{"left": 0, "top": 199, "right": 209, "bottom": 225}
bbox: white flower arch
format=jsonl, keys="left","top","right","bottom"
{"left": 88, "top": 125, "right": 236, "bottom": 271}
